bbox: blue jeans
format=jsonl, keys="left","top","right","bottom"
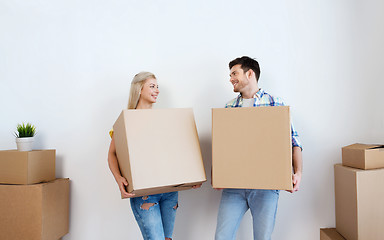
{"left": 130, "top": 192, "right": 178, "bottom": 240}
{"left": 215, "top": 189, "right": 280, "bottom": 240}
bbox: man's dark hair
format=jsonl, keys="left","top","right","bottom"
{"left": 229, "top": 56, "right": 261, "bottom": 81}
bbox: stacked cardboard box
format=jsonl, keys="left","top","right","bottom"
{"left": 0, "top": 149, "right": 69, "bottom": 240}
{"left": 333, "top": 144, "right": 384, "bottom": 240}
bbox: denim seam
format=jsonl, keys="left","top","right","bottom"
{"left": 132, "top": 201, "right": 150, "bottom": 240}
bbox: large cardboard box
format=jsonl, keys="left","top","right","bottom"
{"left": 320, "top": 228, "right": 346, "bottom": 240}
{"left": 334, "top": 164, "right": 384, "bottom": 240}
{"left": 0, "top": 178, "right": 69, "bottom": 240}
{"left": 212, "top": 106, "right": 293, "bottom": 190}
{"left": 342, "top": 143, "right": 384, "bottom": 170}
{"left": 0, "top": 150, "right": 56, "bottom": 184}
{"left": 113, "top": 108, "right": 206, "bottom": 198}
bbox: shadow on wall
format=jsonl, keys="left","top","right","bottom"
{"left": 199, "top": 134, "right": 212, "bottom": 181}
{"left": 56, "top": 155, "right": 64, "bottom": 178}
{"left": 174, "top": 133, "right": 222, "bottom": 240}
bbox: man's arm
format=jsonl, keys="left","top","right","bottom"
{"left": 288, "top": 146, "right": 302, "bottom": 193}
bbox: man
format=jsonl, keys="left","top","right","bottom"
{"left": 215, "top": 56, "right": 303, "bottom": 240}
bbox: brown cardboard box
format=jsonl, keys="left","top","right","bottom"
{"left": 334, "top": 164, "right": 384, "bottom": 240}
{"left": 212, "top": 106, "right": 293, "bottom": 190}
{"left": 0, "top": 150, "right": 56, "bottom": 184}
{"left": 0, "top": 178, "right": 69, "bottom": 240}
{"left": 113, "top": 108, "right": 206, "bottom": 198}
{"left": 320, "top": 228, "right": 346, "bottom": 240}
{"left": 342, "top": 143, "right": 384, "bottom": 170}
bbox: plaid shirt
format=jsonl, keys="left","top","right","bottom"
{"left": 225, "top": 88, "right": 302, "bottom": 149}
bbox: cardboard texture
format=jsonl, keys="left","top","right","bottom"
{"left": 0, "top": 150, "right": 56, "bottom": 184}
{"left": 0, "top": 178, "right": 69, "bottom": 240}
{"left": 320, "top": 228, "right": 346, "bottom": 240}
{"left": 342, "top": 143, "right": 384, "bottom": 170}
{"left": 334, "top": 164, "right": 384, "bottom": 240}
{"left": 113, "top": 108, "right": 206, "bottom": 198}
{"left": 212, "top": 106, "right": 293, "bottom": 190}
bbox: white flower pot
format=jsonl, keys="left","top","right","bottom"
{"left": 16, "top": 137, "right": 34, "bottom": 151}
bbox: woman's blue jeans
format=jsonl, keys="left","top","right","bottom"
{"left": 215, "top": 189, "right": 280, "bottom": 240}
{"left": 130, "top": 192, "right": 178, "bottom": 240}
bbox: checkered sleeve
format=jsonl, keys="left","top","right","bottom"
{"left": 273, "top": 96, "right": 302, "bottom": 150}
{"left": 291, "top": 123, "right": 302, "bottom": 150}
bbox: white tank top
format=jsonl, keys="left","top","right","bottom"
{"left": 242, "top": 98, "right": 254, "bottom": 107}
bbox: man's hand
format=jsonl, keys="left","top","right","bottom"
{"left": 288, "top": 146, "right": 303, "bottom": 193}
{"left": 287, "top": 172, "right": 302, "bottom": 193}
{"left": 192, "top": 184, "right": 202, "bottom": 189}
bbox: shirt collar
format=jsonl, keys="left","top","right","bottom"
{"left": 237, "top": 88, "right": 264, "bottom": 100}
{"left": 254, "top": 88, "right": 264, "bottom": 99}
{"left": 233, "top": 88, "right": 264, "bottom": 107}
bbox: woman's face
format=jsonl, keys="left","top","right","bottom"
{"left": 140, "top": 78, "right": 159, "bottom": 104}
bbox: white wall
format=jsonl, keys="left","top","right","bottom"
{"left": 1, "top": 1, "right": 383, "bottom": 239}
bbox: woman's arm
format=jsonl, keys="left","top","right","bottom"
{"left": 108, "top": 136, "right": 135, "bottom": 198}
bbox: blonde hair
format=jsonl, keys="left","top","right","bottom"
{"left": 127, "top": 72, "right": 156, "bottom": 109}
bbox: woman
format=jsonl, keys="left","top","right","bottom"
{"left": 108, "top": 72, "right": 199, "bottom": 240}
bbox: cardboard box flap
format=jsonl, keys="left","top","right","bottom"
{"left": 343, "top": 143, "right": 383, "bottom": 150}
{"left": 320, "top": 228, "right": 346, "bottom": 240}
{"left": 337, "top": 165, "right": 362, "bottom": 173}
{"left": 113, "top": 112, "right": 134, "bottom": 190}
{"left": 129, "top": 180, "right": 204, "bottom": 198}
{"left": 369, "top": 145, "right": 384, "bottom": 150}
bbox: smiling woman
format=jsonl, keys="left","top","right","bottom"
{"left": 107, "top": 72, "right": 180, "bottom": 240}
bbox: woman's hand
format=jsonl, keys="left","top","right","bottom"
{"left": 192, "top": 183, "right": 202, "bottom": 189}
{"left": 116, "top": 176, "right": 135, "bottom": 198}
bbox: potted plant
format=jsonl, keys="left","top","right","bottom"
{"left": 14, "top": 123, "right": 36, "bottom": 151}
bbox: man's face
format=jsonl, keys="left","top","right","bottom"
{"left": 229, "top": 64, "right": 251, "bottom": 93}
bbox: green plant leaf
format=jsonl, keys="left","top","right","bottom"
{"left": 15, "top": 122, "right": 36, "bottom": 138}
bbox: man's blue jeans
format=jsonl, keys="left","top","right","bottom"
{"left": 215, "top": 189, "right": 280, "bottom": 240}
{"left": 130, "top": 192, "right": 178, "bottom": 240}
